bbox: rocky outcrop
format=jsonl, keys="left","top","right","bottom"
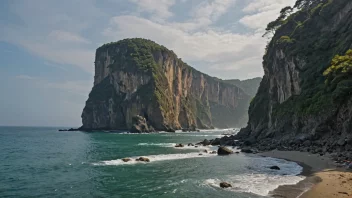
{"left": 81, "top": 38, "right": 251, "bottom": 131}
{"left": 233, "top": 0, "right": 352, "bottom": 160}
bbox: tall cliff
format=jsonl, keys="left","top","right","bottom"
{"left": 81, "top": 38, "right": 251, "bottom": 131}
{"left": 236, "top": 0, "right": 352, "bottom": 159}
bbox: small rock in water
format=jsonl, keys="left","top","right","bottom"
{"left": 269, "top": 166, "right": 280, "bottom": 170}
{"left": 195, "top": 146, "right": 198, "bottom": 148}
{"left": 136, "top": 157, "right": 150, "bottom": 162}
{"left": 203, "top": 150, "right": 208, "bottom": 153}
{"left": 220, "top": 182, "right": 232, "bottom": 188}
{"left": 199, "top": 153, "right": 203, "bottom": 156}
{"left": 210, "top": 151, "right": 217, "bottom": 154}
{"left": 218, "top": 147, "right": 233, "bottom": 155}
{"left": 241, "top": 148, "right": 253, "bottom": 153}
{"left": 235, "top": 151, "right": 240, "bottom": 154}
{"left": 122, "top": 158, "right": 131, "bottom": 162}
{"left": 175, "top": 144, "right": 184, "bottom": 148}
{"left": 188, "top": 143, "right": 194, "bottom": 146}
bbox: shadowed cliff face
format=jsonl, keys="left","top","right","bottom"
{"left": 237, "top": 0, "right": 352, "bottom": 158}
{"left": 81, "top": 39, "right": 251, "bottom": 131}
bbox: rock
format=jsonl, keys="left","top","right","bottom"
{"left": 303, "top": 140, "right": 311, "bottom": 147}
{"left": 241, "top": 148, "right": 253, "bottom": 153}
{"left": 122, "top": 158, "right": 131, "bottom": 162}
{"left": 210, "top": 151, "right": 217, "bottom": 154}
{"left": 210, "top": 138, "right": 221, "bottom": 145}
{"left": 175, "top": 144, "right": 184, "bottom": 148}
{"left": 203, "top": 150, "right": 208, "bottom": 153}
{"left": 199, "top": 153, "right": 203, "bottom": 156}
{"left": 195, "top": 146, "right": 198, "bottom": 148}
{"left": 166, "top": 128, "right": 176, "bottom": 133}
{"left": 218, "top": 147, "right": 233, "bottom": 155}
{"left": 130, "top": 115, "right": 152, "bottom": 133}
{"left": 235, "top": 151, "right": 240, "bottom": 154}
{"left": 182, "top": 128, "right": 188, "bottom": 132}
{"left": 188, "top": 143, "right": 194, "bottom": 146}
{"left": 269, "top": 166, "right": 280, "bottom": 170}
{"left": 136, "top": 157, "right": 150, "bottom": 162}
{"left": 220, "top": 182, "right": 232, "bottom": 188}
{"left": 202, "top": 139, "right": 211, "bottom": 146}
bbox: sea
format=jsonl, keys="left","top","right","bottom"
{"left": 0, "top": 126, "right": 305, "bottom": 198}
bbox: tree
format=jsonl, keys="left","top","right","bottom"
{"left": 263, "top": 6, "right": 293, "bottom": 37}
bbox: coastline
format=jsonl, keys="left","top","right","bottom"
{"left": 261, "top": 150, "right": 351, "bottom": 198}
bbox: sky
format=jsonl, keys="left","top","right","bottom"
{"left": 0, "top": 0, "right": 296, "bottom": 127}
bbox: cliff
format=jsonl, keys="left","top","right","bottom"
{"left": 225, "top": 77, "right": 262, "bottom": 97}
{"left": 235, "top": 0, "right": 352, "bottom": 160}
{"left": 81, "top": 38, "right": 251, "bottom": 131}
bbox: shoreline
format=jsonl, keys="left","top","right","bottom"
{"left": 260, "top": 150, "right": 351, "bottom": 198}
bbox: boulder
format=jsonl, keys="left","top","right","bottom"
{"left": 269, "top": 166, "right": 280, "bottom": 170}
{"left": 218, "top": 147, "right": 233, "bottom": 155}
{"left": 122, "top": 158, "right": 131, "bottom": 162}
{"left": 188, "top": 143, "right": 194, "bottom": 146}
{"left": 210, "top": 138, "right": 221, "bottom": 145}
{"left": 241, "top": 148, "right": 253, "bottom": 153}
{"left": 210, "top": 151, "right": 217, "bottom": 154}
{"left": 202, "top": 139, "right": 211, "bottom": 146}
{"left": 136, "top": 157, "right": 150, "bottom": 162}
{"left": 220, "top": 182, "right": 232, "bottom": 188}
{"left": 175, "top": 144, "right": 184, "bottom": 148}
{"left": 203, "top": 150, "right": 208, "bottom": 153}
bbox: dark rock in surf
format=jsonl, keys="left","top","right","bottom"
{"left": 269, "top": 166, "right": 280, "bottom": 170}
{"left": 218, "top": 147, "right": 233, "bottom": 155}
{"left": 220, "top": 182, "right": 232, "bottom": 188}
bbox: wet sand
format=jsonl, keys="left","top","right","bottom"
{"left": 259, "top": 150, "right": 341, "bottom": 198}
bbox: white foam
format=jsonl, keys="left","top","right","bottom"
{"left": 137, "top": 143, "right": 175, "bottom": 147}
{"left": 137, "top": 142, "right": 227, "bottom": 152}
{"left": 203, "top": 157, "right": 305, "bottom": 196}
{"left": 92, "top": 152, "right": 215, "bottom": 166}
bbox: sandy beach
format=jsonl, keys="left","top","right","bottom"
{"left": 260, "top": 150, "right": 352, "bottom": 198}
{"left": 300, "top": 170, "right": 352, "bottom": 198}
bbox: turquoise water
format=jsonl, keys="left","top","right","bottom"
{"left": 0, "top": 127, "right": 304, "bottom": 198}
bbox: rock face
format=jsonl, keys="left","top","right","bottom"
{"left": 235, "top": 0, "right": 352, "bottom": 159}
{"left": 81, "top": 38, "right": 251, "bottom": 131}
{"left": 225, "top": 77, "right": 262, "bottom": 97}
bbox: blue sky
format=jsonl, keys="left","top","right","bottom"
{"left": 0, "top": 0, "right": 295, "bottom": 127}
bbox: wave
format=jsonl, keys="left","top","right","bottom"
{"left": 92, "top": 152, "right": 216, "bottom": 166}
{"left": 137, "top": 143, "right": 230, "bottom": 152}
{"left": 203, "top": 157, "right": 305, "bottom": 196}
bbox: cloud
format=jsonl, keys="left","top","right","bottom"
{"left": 48, "top": 30, "right": 90, "bottom": 44}
{"left": 16, "top": 75, "right": 36, "bottom": 80}
{"left": 129, "top": 0, "right": 176, "bottom": 19}
{"left": 103, "top": 14, "right": 265, "bottom": 79}
{"left": 240, "top": 0, "right": 296, "bottom": 30}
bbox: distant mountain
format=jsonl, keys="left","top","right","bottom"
{"left": 225, "top": 77, "right": 262, "bottom": 97}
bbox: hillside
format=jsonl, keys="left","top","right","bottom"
{"left": 233, "top": 0, "right": 352, "bottom": 160}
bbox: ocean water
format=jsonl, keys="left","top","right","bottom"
{"left": 0, "top": 127, "right": 304, "bottom": 198}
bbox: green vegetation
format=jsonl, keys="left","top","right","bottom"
{"left": 277, "top": 36, "right": 295, "bottom": 44}
{"left": 324, "top": 49, "right": 352, "bottom": 83}
{"left": 252, "top": 0, "right": 352, "bottom": 118}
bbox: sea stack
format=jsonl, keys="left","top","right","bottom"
{"left": 81, "top": 38, "right": 251, "bottom": 132}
